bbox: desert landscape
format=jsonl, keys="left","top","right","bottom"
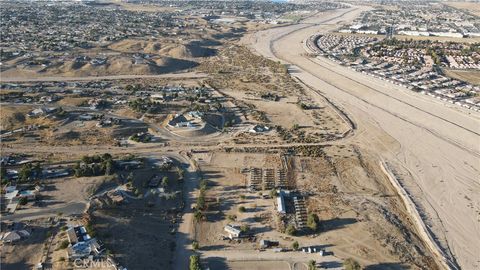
{"left": 245, "top": 5, "right": 479, "bottom": 270}
{"left": 1, "top": 1, "right": 479, "bottom": 270}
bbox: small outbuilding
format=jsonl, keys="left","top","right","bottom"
{"left": 224, "top": 224, "right": 241, "bottom": 239}
{"left": 1, "top": 231, "right": 21, "bottom": 243}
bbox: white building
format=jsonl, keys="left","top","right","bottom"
{"left": 224, "top": 224, "right": 241, "bottom": 239}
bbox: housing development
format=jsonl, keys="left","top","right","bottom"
{"left": 1, "top": 1, "right": 479, "bottom": 270}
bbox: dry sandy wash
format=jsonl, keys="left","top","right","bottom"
{"left": 244, "top": 6, "right": 480, "bottom": 270}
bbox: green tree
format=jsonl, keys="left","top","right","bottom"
{"left": 197, "top": 193, "right": 206, "bottom": 210}
{"left": 19, "top": 197, "right": 28, "bottom": 205}
{"left": 59, "top": 240, "right": 69, "bottom": 249}
{"left": 240, "top": 224, "right": 250, "bottom": 233}
{"left": 104, "top": 159, "right": 114, "bottom": 175}
{"left": 343, "top": 258, "right": 361, "bottom": 270}
{"left": 0, "top": 165, "right": 7, "bottom": 181}
{"left": 192, "top": 241, "right": 199, "bottom": 250}
{"left": 286, "top": 224, "right": 296, "bottom": 236}
{"left": 73, "top": 161, "right": 82, "bottom": 177}
{"left": 33, "top": 163, "right": 42, "bottom": 179}
{"left": 199, "top": 179, "right": 208, "bottom": 191}
{"left": 176, "top": 167, "right": 185, "bottom": 180}
{"left": 194, "top": 210, "right": 204, "bottom": 222}
{"left": 85, "top": 222, "right": 96, "bottom": 237}
{"left": 19, "top": 163, "right": 33, "bottom": 182}
{"left": 292, "top": 241, "right": 299, "bottom": 250}
{"left": 189, "top": 255, "right": 201, "bottom": 270}
{"left": 307, "top": 213, "right": 319, "bottom": 231}
{"left": 102, "top": 153, "right": 112, "bottom": 161}
{"left": 238, "top": 206, "right": 246, "bottom": 213}
{"left": 161, "top": 176, "right": 169, "bottom": 187}
{"left": 308, "top": 260, "right": 316, "bottom": 270}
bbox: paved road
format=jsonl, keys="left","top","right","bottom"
{"left": 1, "top": 202, "right": 86, "bottom": 222}
{"left": 0, "top": 72, "right": 207, "bottom": 82}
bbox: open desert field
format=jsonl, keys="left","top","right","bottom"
{"left": 445, "top": 1, "right": 480, "bottom": 16}
{"left": 191, "top": 149, "right": 439, "bottom": 269}
{"left": 444, "top": 69, "right": 480, "bottom": 86}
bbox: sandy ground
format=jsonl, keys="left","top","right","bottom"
{"left": 2, "top": 176, "right": 109, "bottom": 223}
{"left": 445, "top": 2, "right": 480, "bottom": 17}
{"left": 195, "top": 149, "right": 437, "bottom": 269}
{"left": 443, "top": 69, "right": 480, "bottom": 86}
{"left": 1, "top": 220, "right": 55, "bottom": 270}
{"left": 245, "top": 6, "right": 480, "bottom": 270}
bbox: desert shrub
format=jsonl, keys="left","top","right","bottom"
{"left": 189, "top": 255, "right": 201, "bottom": 270}
{"left": 286, "top": 224, "right": 296, "bottom": 236}
{"left": 343, "top": 258, "right": 361, "bottom": 270}
{"left": 194, "top": 210, "right": 204, "bottom": 222}
{"left": 240, "top": 224, "right": 250, "bottom": 233}
{"left": 59, "top": 240, "right": 69, "bottom": 249}
{"left": 307, "top": 213, "right": 320, "bottom": 231}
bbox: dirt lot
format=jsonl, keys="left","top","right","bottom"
{"left": 193, "top": 149, "right": 438, "bottom": 269}
{"left": 9, "top": 176, "right": 107, "bottom": 218}
{"left": 205, "top": 46, "right": 351, "bottom": 145}
{"left": 444, "top": 69, "right": 480, "bottom": 85}
{"left": 1, "top": 218, "right": 59, "bottom": 270}
{"left": 445, "top": 2, "right": 480, "bottom": 16}
{"left": 88, "top": 160, "right": 185, "bottom": 270}
{"left": 91, "top": 208, "right": 177, "bottom": 269}
{"left": 297, "top": 145, "right": 437, "bottom": 268}
{"left": 0, "top": 105, "right": 32, "bottom": 130}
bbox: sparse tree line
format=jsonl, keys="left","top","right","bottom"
{"left": 73, "top": 153, "right": 115, "bottom": 177}
{"left": 194, "top": 179, "right": 209, "bottom": 222}
{"left": 129, "top": 133, "right": 152, "bottom": 143}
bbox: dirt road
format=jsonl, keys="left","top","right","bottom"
{"left": 246, "top": 6, "right": 480, "bottom": 270}
{"left": 1, "top": 202, "right": 86, "bottom": 222}
{"left": 201, "top": 249, "right": 343, "bottom": 270}
{"left": 171, "top": 152, "right": 201, "bottom": 270}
